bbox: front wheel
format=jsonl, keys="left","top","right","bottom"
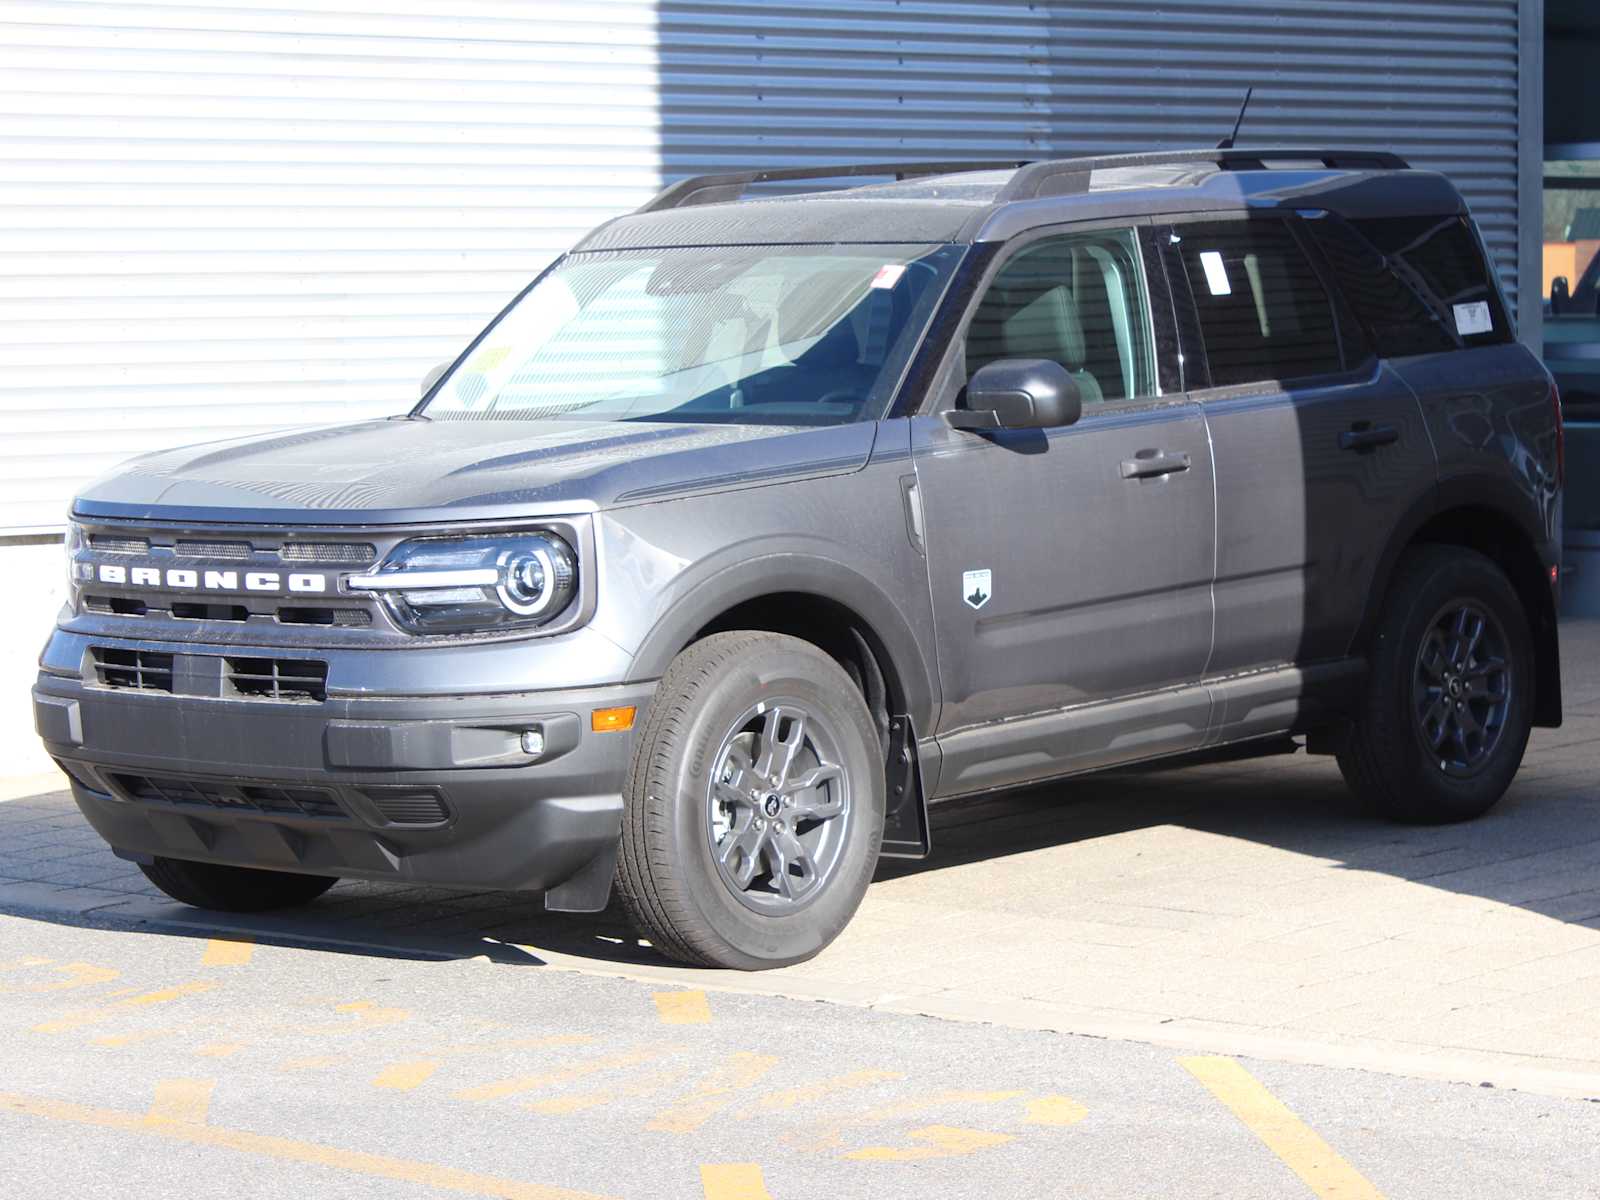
{"left": 1338, "top": 545, "right": 1534, "bottom": 824}
{"left": 615, "top": 631, "right": 884, "bottom": 970}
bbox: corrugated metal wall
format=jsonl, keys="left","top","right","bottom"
{"left": 0, "top": 0, "right": 1526, "bottom": 533}
{"left": 658, "top": 0, "right": 1524, "bottom": 310}
{"left": 0, "top": 0, "right": 661, "bottom": 533}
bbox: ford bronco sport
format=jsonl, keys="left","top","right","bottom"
{"left": 34, "top": 149, "right": 1564, "bottom": 970}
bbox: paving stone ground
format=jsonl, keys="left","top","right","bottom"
{"left": 4, "top": 621, "right": 1600, "bottom": 1098}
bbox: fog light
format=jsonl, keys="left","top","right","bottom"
{"left": 520, "top": 729, "right": 546, "bottom": 756}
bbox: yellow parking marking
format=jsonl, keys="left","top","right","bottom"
{"left": 700, "top": 1162, "right": 773, "bottom": 1200}
{"left": 196, "top": 1043, "right": 246, "bottom": 1059}
{"left": 785, "top": 1089, "right": 1026, "bottom": 1153}
{"left": 527, "top": 1070, "right": 685, "bottom": 1116}
{"left": 301, "top": 1000, "right": 410, "bottom": 1034}
{"left": 1180, "top": 1056, "right": 1385, "bottom": 1200}
{"left": 1, "top": 962, "right": 119, "bottom": 994}
{"left": 744, "top": 1069, "right": 902, "bottom": 1117}
{"left": 146, "top": 1079, "right": 214, "bottom": 1125}
{"left": 1025, "top": 1095, "right": 1089, "bottom": 1127}
{"left": 0, "top": 1089, "right": 615, "bottom": 1200}
{"left": 31, "top": 981, "right": 217, "bottom": 1034}
{"left": 202, "top": 939, "right": 254, "bottom": 967}
{"left": 457, "top": 1045, "right": 677, "bottom": 1104}
{"left": 2, "top": 956, "right": 54, "bottom": 969}
{"left": 845, "top": 1124, "right": 1014, "bottom": 1162}
{"left": 653, "top": 990, "right": 712, "bottom": 1025}
{"left": 647, "top": 1052, "right": 778, "bottom": 1134}
{"left": 93, "top": 1029, "right": 177, "bottom": 1049}
{"left": 280, "top": 1055, "right": 347, "bottom": 1072}
{"left": 374, "top": 1060, "right": 439, "bottom": 1091}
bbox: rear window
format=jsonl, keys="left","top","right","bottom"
{"left": 1304, "top": 213, "right": 1510, "bottom": 357}
{"left": 1174, "top": 218, "right": 1344, "bottom": 389}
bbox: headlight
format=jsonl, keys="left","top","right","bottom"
{"left": 65, "top": 520, "right": 85, "bottom": 600}
{"left": 348, "top": 533, "right": 577, "bottom": 634}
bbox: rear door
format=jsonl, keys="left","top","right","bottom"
{"left": 911, "top": 223, "right": 1216, "bottom": 797}
{"left": 1160, "top": 211, "right": 1436, "bottom": 689}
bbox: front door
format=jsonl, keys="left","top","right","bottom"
{"left": 911, "top": 225, "right": 1217, "bottom": 798}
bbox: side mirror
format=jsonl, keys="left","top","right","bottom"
{"left": 948, "top": 358, "right": 1082, "bottom": 430}
{"left": 420, "top": 361, "right": 451, "bottom": 399}
{"left": 1551, "top": 276, "right": 1569, "bottom": 316}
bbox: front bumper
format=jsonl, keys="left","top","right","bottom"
{"left": 33, "top": 633, "right": 654, "bottom": 907}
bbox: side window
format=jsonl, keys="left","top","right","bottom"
{"left": 966, "top": 229, "right": 1156, "bottom": 405}
{"left": 1325, "top": 214, "right": 1510, "bottom": 353}
{"left": 1174, "top": 219, "right": 1343, "bottom": 388}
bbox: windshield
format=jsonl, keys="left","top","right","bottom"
{"left": 420, "top": 243, "right": 963, "bottom": 426}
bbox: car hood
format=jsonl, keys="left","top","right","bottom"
{"left": 72, "top": 417, "right": 878, "bottom": 526}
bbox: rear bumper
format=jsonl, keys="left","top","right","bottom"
{"left": 32, "top": 637, "right": 653, "bottom": 905}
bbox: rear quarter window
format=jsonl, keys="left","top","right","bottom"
{"left": 1305, "top": 213, "right": 1511, "bottom": 356}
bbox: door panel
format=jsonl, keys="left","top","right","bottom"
{"left": 912, "top": 402, "right": 1216, "bottom": 793}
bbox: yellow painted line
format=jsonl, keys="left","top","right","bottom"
{"left": 786, "top": 1089, "right": 1025, "bottom": 1154}
{"left": 300, "top": 1000, "right": 410, "bottom": 1034}
{"left": 1024, "top": 1095, "right": 1089, "bottom": 1127}
{"left": 202, "top": 939, "right": 254, "bottom": 967}
{"left": 745, "top": 1069, "right": 902, "bottom": 1117}
{"left": 653, "top": 990, "right": 712, "bottom": 1025}
{"left": 146, "top": 1079, "right": 214, "bottom": 1126}
{"left": 647, "top": 1052, "right": 778, "bottom": 1135}
{"left": 699, "top": 1163, "right": 773, "bottom": 1200}
{"left": 196, "top": 1043, "right": 246, "bottom": 1059}
{"left": 279, "top": 1055, "right": 348, "bottom": 1072}
{"left": 526, "top": 1069, "right": 685, "bottom": 1116}
{"left": 458, "top": 1045, "right": 676, "bottom": 1104}
{"left": 31, "top": 981, "right": 217, "bottom": 1034}
{"left": 1180, "top": 1056, "right": 1386, "bottom": 1200}
{"left": 93, "top": 1029, "right": 177, "bottom": 1049}
{"left": 373, "top": 1060, "right": 439, "bottom": 1091}
{"left": 845, "top": 1124, "right": 1014, "bottom": 1162}
{"left": 1, "top": 962, "right": 119, "bottom": 995}
{"left": 0, "top": 1089, "right": 615, "bottom": 1200}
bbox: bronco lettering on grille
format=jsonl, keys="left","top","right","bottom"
{"left": 79, "top": 563, "right": 328, "bottom": 594}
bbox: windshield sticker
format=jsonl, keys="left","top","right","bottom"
{"left": 870, "top": 264, "right": 907, "bottom": 290}
{"left": 963, "top": 569, "right": 991, "bottom": 611}
{"left": 1199, "top": 250, "right": 1232, "bottom": 296}
{"left": 1453, "top": 301, "right": 1493, "bottom": 337}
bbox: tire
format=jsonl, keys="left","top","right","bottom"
{"left": 615, "top": 631, "right": 885, "bottom": 970}
{"left": 1338, "top": 545, "right": 1534, "bottom": 824}
{"left": 139, "top": 857, "right": 337, "bottom": 912}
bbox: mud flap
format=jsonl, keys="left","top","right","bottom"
{"left": 881, "top": 716, "right": 931, "bottom": 859}
{"left": 543, "top": 840, "right": 618, "bottom": 912}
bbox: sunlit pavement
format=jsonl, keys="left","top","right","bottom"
{"left": 4, "top": 625, "right": 1600, "bottom": 1196}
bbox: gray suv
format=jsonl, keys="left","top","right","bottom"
{"left": 34, "top": 149, "right": 1565, "bottom": 970}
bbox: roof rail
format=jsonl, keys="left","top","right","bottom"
{"left": 636, "top": 160, "right": 1035, "bottom": 213}
{"left": 995, "top": 147, "right": 1410, "bottom": 203}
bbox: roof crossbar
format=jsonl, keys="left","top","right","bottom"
{"left": 994, "top": 147, "right": 1410, "bottom": 203}
{"left": 636, "top": 160, "right": 1036, "bottom": 213}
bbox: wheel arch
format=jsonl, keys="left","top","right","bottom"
{"left": 623, "top": 556, "right": 937, "bottom": 857}
{"left": 1356, "top": 488, "right": 1561, "bottom": 727}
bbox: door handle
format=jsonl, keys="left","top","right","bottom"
{"left": 1120, "top": 450, "right": 1191, "bottom": 480}
{"left": 1339, "top": 424, "right": 1399, "bottom": 452}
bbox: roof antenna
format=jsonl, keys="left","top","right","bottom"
{"left": 1216, "top": 87, "right": 1254, "bottom": 150}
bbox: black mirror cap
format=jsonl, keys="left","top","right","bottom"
{"left": 953, "top": 358, "right": 1083, "bottom": 430}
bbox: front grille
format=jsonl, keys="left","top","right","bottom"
{"left": 84, "top": 595, "right": 149, "bottom": 616}
{"left": 278, "top": 606, "right": 371, "bottom": 627}
{"left": 171, "top": 601, "right": 250, "bottom": 622}
{"left": 176, "top": 539, "right": 252, "bottom": 559}
{"left": 281, "top": 542, "right": 377, "bottom": 565}
{"left": 90, "top": 647, "right": 174, "bottom": 693}
{"left": 89, "top": 535, "right": 149, "bottom": 554}
{"left": 111, "top": 773, "right": 346, "bottom": 820}
{"left": 225, "top": 656, "right": 328, "bottom": 702}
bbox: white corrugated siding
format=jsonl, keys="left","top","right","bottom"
{"left": 0, "top": 0, "right": 1525, "bottom": 532}
{"left": 0, "top": 0, "right": 662, "bottom": 533}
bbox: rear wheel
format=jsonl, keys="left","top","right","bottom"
{"left": 615, "top": 631, "right": 884, "bottom": 970}
{"left": 140, "top": 857, "right": 337, "bottom": 912}
{"left": 1338, "top": 545, "right": 1534, "bottom": 823}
